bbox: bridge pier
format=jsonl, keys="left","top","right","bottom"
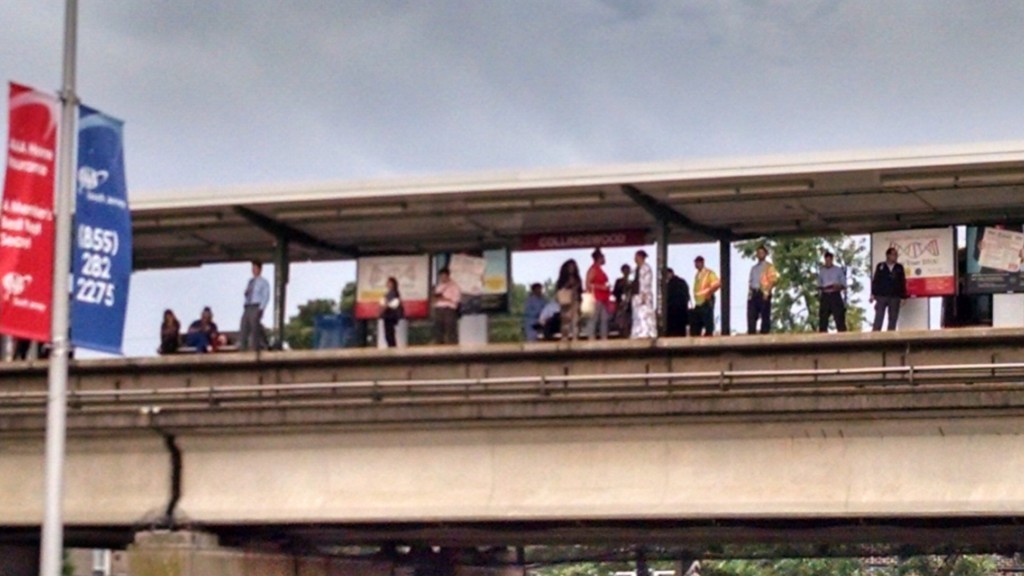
{"left": 0, "top": 544, "right": 39, "bottom": 576}
{"left": 127, "top": 530, "right": 340, "bottom": 576}
{"left": 125, "top": 531, "right": 522, "bottom": 576}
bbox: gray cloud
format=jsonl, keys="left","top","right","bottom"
{"left": 1, "top": 0, "right": 1023, "bottom": 193}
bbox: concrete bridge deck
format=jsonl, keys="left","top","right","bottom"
{"left": 1, "top": 327, "right": 1023, "bottom": 433}
{"left": 2, "top": 328, "right": 1024, "bottom": 554}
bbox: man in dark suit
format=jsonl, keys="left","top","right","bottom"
{"left": 664, "top": 268, "right": 690, "bottom": 337}
{"left": 870, "top": 247, "right": 908, "bottom": 331}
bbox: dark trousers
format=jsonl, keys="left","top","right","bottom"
{"left": 239, "top": 304, "right": 266, "bottom": 351}
{"left": 872, "top": 296, "right": 902, "bottom": 331}
{"left": 692, "top": 300, "right": 715, "bottom": 336}
{"left": 666, "top": 308, "right": 689, "bottom": 337}
{"left": 746, "top": 291, "right": 771, "bottom": 334}
{"left": 434, "top": 307, "right": 459, "bottom": 344}
{"left": 819, "top": 291, "right": 847, "bottom": 332}
{"left": 384, "top": 318, "right": 398, "bottom": 347}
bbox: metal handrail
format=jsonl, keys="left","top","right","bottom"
{"left": 1, "top": 362, "right": 1023, "bottom": 411}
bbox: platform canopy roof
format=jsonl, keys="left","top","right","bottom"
{"left": 131, "top": 141, "right": 1024, "bottom": 270}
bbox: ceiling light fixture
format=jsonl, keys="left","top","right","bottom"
{"left": 880, "top": 174, "right": 957, "bottom": 189}
{"left": 532, "top": 194, "right": 604, "bottom": 207}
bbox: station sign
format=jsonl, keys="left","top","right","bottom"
{"left": 520, "top": 229, "right": 648, "bottom": 251}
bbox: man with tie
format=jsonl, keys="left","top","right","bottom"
{"left": 240, "top": 260, "right": 271, "bottom": 350}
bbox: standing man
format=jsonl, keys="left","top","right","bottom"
{"left": 664, "top": 268, "right": 690, "bottom": 337}
{"left": 239, "top": 260, "right": 270, "bottom": 351}
{"left": 747, "top": 245, "right": 779, "bottom": 334}
{"left": 692, "top": 256, "right": 721, "bottom": 336}
{"left": 817, "top": 251, "right": 847, "bottom": 332}
{"left": 584, "top": 248, "right": 612, "bottom": 340}
{"left": 433, "top": 267, "right": 461, "bottom": 344}
{"left": 870, "top": 247, "right": 907, "bottom": 331}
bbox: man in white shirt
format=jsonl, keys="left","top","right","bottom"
{"left": 240, "top": 260, "right": 270, "bottom": 350}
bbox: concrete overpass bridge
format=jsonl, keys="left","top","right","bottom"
{"left": 3, "top": 329, "right": 1024, "bottom": 566}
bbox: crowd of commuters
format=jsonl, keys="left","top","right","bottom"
{"left": 520, "top": 244, "right": 908, "bottom": 341}
{"left": 155, "top": 246, "right": 910, "bottom": 355}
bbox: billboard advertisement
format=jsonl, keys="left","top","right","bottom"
{"left": 355, "top": 255, "right": 431, "bottom": 320}
{"left": 965, "top": 224, "right": 1024, "bottom": 294}
{"left": 871, "top": 228, "right": 955, "bottom": 297}
{"left": 434, "top": 248, "right": 510, "bottom": 314}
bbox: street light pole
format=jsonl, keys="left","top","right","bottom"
{"left": 40, "top": 0, "right": 77, "bottom": 574}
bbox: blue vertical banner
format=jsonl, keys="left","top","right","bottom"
{"left": 71, "top": 106, "right": 131, "bottom": 354}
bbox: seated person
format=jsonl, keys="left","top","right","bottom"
{"left": 538, "top": 300, "right": 561, "bottom": 340}
{"left": 184, "top": 306, "right": 221, "bottom": 353}
{"left": 159, "top": 309, "right": 181, "bottom": 354}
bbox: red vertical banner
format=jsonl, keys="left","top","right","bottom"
{"left": 0, "top": 83, "right": 59, "bottom": 342}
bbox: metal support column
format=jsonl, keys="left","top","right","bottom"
{"left": 636, "top": 547, "right": 650, "bottom": 576}
{"left": 272, "top": 235, "right": 290, "bottom": 350}
{"left": 657, "top": 220, "right": 670, "bottom": 336}
{"left": 720, "top": 239, "right": 731, "bottom": 335}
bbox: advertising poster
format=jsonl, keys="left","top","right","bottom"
{"left": 0, "top": 83, "right": 58, "bottom": 342}
{"left": 966, "top": 225, "right": 1024, "bottom": 294}
{"left": 870, "top": 228, "right": 955, "bottom": 297}
{"left": 435, "top": 248, "right": 510, "bottom": 314}
{"left": 355, "top": 255, "right": 430, "bottom": 319}
{"left": 71, "top": 105, "right": 132, "bottom": 354}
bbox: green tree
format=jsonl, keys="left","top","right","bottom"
{"left": 340, "top": 281, "right": 356, "bottom": 313}
{"left": 705, "top": 558, "right": 865, "bottom": 576}
{"left": 890, "top": 555, "right": 998, "bottom": 576}
{"left": 489, "top": 282, "right": 531, "bottom": 343}
{"left": 736, "top": 235, "right": 868, "bottom": 333}
{"left": 284, "top": 297, "right": 338, "bottom": 350}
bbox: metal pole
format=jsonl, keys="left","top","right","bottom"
{"left": 719, "top": 240, "right": 731, "bottom": 335}
{"left": 40, "top": 1, "right": 77, "bottom": 574}
{"left": 657, "top": 220, "right": 669, "bottom": 336}
{"left": 273, "top": 235, "right": 289, "bottom": 349}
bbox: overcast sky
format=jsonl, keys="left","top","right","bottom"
{"left": 2, "top": 1, "right": 1023, "bottom": 354}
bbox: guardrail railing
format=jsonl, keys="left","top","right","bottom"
{"left": 2, "top": 362, "right": 1023, "bottom": 415}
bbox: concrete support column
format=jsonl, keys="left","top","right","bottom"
{"left": 897, "top": 297, "right": 930, "bottom": 330}
{"left": 459, "top": 314, "right": 489, "bottom": 346}
{"left": 657, "top": 220, "right": 670, "bottom": 337}
{"left": 128, "top": 530, "right": 400, "bottom": 576}
{"left": 0, "top": 544, "right": 39, "bottom": 576}
{"left": 993, "top": 294, "right": 1024, "bottom": 327}
{"left": 719, "top": 240, "right": 731, "bottom": 335}
{"left": 272, "top": 235, "right": 290, "bottom": 350}
{"left": 636, "top": 547, "right": 650, "bottom": 576}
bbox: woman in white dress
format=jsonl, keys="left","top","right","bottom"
{"left": 630, "top": 250, "right": 657, "bottom": 338}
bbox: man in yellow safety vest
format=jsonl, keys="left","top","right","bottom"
{"left": 692, "top": 256, "right": 721, "bottom": 336}
{"left": 747, "top": 245, "right": 779, "bottom": 334}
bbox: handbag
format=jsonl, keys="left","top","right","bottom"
{"left": 381, "top": 297, "right": 403, "bottom": 321}
{"left": 556, "top": 288, "right": 574, "bottom": 306}
{"left": 580, "top": 292, "right": 597, "bottom": 317}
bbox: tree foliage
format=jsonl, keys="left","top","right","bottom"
{"left": 284, "top": 298, "right": 338, "bottom": 349}
{"left": 736, "top": 235, "right": 869, "bottom": 333}
{"left": 532, "top": 555, "right": 1001, "bottom": 576}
